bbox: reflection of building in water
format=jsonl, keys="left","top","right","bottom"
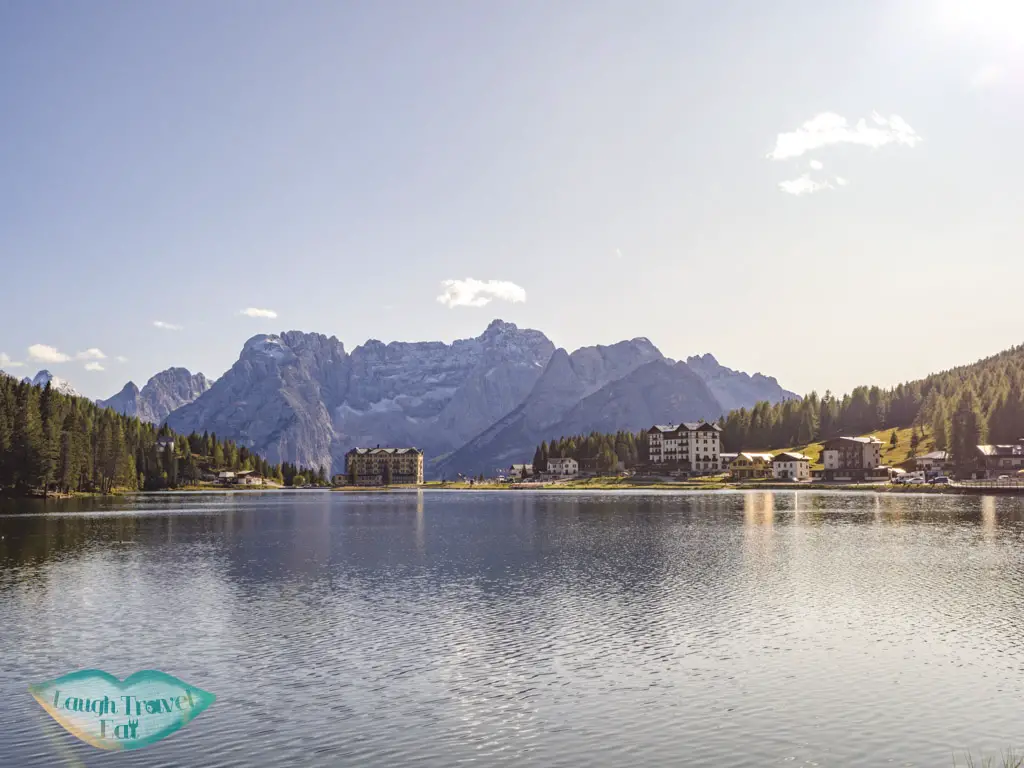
{"left": 744, "top": 491, "right": 775, "bottom": 527}
{"left": 981, "top": 495, "right": 996, "bottom": 540}
{"left": 416, "top": 490, "right": 425, "bottom": 555}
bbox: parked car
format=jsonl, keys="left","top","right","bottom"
{"left": 997, "top": 475, "right": 1010, "bottom": 481}
{"left": 930, "top": 476, "right": 951, "bottom": 485}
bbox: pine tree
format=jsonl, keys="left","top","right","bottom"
{"left": 889, "top": 430, "right": 898, "bottom": 449}
{"left": 910, "top": 429, "right": 921, "bottom": 457}
{"left": 949, "top": 388, "right": 986, "bottom": 470}
{"left": 932, "top": 399, "right": 950, "bottom": 451}
{"left": 12, "top": 385, "right": 43, "bottom": 490}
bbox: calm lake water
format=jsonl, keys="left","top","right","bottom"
{"left": 1, "top": 490, "right": 1023, "bottom": 767}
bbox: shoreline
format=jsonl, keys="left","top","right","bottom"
{"left": 5, "top": 482, "right": 1023, "bottom": 500}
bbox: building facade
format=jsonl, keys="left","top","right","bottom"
{"left": 547, "top": 457, "right": 579, "bottom": 476}
{"left": 729, "top": 453, "right": 774, "bottom": 479}
{"left": 647, "top": 422, "right": 723, "bottom": 475}
{"left": 345, "top": 447, "right": 424, "bottom": 485}
{"left": 509, "top": 464, "right": 534, "bottom": 480}
{"left": 772, "top": 452, "right": 811, "bottom": 480}
{"left": 821, "top": 436, "right": 884, "bottom": 481}
{"left": 912, "top": 451, "right": 950, "bottom": 474}
{"left": 972, "top": 441, "right": 1024, "bottom": 478}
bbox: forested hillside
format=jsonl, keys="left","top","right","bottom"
{"left": 0, "top": 372, "right": 325, "bottom": 495}
{"left": 530, "top": 430, "right": 648, "bottom": 473}
{"left": 533, "top": 344, "right": 1024, "bottom": 468}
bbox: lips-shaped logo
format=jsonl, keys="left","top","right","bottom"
{"left": 28, "top": 669, "right": 215, "bottom": 751}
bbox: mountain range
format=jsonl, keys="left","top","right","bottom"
{"left": 158, "top": 320, "right": 796, "bottom": 477}
{"left": 97, "top": 368, "right": 211, "bottom": 424}
{"left": 15, "top": 320, "right": 795, "bottom": 478}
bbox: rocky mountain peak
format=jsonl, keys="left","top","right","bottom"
{"left": 99, "top": 367, "right": 211, "bottom": 424}
{"left": 23, "top": 370, "right": 81, "bottom": 397}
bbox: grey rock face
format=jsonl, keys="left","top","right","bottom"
{"left": 167, "top": 320, "right": 555, "bottom": 475}
{"left": 546, "top": 360, "right": 722, "bottom": 439}
{"left": 434, "top": 338, "right": 665, "bottom": 478}
{"left": 685, "top": 353, "right": 799, "bottom": 413}
{"left": 163, "top": 321, "right": 798, "bottom": 480}
{"left": 99, "top": 368, "right": 210, "bottom": 424}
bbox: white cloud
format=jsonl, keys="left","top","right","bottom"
{"left": 240, "top": 307, "right": 278, "bottom": 319}
{"left": 778, "top": 174, "right": 834, "bottom": 196}
{"left": 28, "top": 344, "right": 71, "bottom": 363}
{"left": 835, "top": 176, "right": 849, "bottom": 186}
{"left": 809, "top": 159, "right": 824, "bottom": 170}
{"left": 116, "top": 355, "right": 128, "bottom": 363}
{"left": 0, "top": 353, "right": 25, "bottom": 369}
{"left": 436, "top": 279, "right": 527, "bottom": 309}
{"left": 615, "top": 248, "right": 624, "bottom": 259}
{"left": 971, "top": 63, "right": 1005, "bottom": 88}
{"left": 84, "top": 362, "right": 104, "bottom": 372}
{"left": 153, "top": 320, "right": 183, "bottom": 331}
{"left": 767, "top": 112, "right": 921, "bottom": 160}
{"left": 76, "top": 348, "right": 106, "bottom": 361}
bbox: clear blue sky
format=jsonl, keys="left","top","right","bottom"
{"left": 2, "top": 0, "right": 1022, "bottom": 400}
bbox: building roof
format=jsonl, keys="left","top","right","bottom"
{"left": 548, "top": 456, "right": 577, "bottom": 463}
{"left": 346, "top": 447, "right": 423, "bottom": 456}
{"left": 774, "top": 452, "right": 810, "bottom": 462}
{"left": 510, "top": 464, "right": 532, "bottom": 470}
{"left": 917, "top": 450, "right": 948, "bottom": 461}
{"left": 977, "top": 444, "right": 1024, "bottom": 457}
{"left": 648, "top": 422, "right": 723, "bottom": 434}
{"left": 738, "top": 452, "right": 774, "bottom": 461}
{"left": 823, "top": 436, "right": 883, "bottom": 447}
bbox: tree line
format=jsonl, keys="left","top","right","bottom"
{"left": 0, "top": 373, "right": 325, "bottom": 494}
{"left": 532, "top": 430, "right": 647, "bottom": 473}
{"left": 531, "top": 344, "right": 1024, "bottom": 470}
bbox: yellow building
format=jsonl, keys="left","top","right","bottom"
{"left": 729, "top": 452, "right": 774, "bottom": 479}
{"left": 345, "top": 447, "right": 424, "bottom": 485}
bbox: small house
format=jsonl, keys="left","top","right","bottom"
{"left": 730, "top": 453, "right": 774, "bottom": 479}
{"left": 509, "top": 464, "right": 534, "bottom": 480}
{"left": 772, "top": 452, "right": 811, "bottom": 480}
{"left": 547, "top": 457, "right": 579, "bottom": 477}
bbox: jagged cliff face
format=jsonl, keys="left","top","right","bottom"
{"left": 99, "top": 368, "right": 210, "bottom": 424}
{"left": 685, "top": 353, "right": 799, "bottom": 413}
{"left": 433, "top": 338, "right": 666, "bottom": 478}
{"left": 166, "top": 321, "right": 555, "bottom": 474}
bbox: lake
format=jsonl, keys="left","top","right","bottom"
{"left": 1, "top": 489, "right": 1023, "bottom": 767}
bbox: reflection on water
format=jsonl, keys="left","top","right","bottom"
{"left": 1, "top": 490, "right": 1024, "bottom": 767}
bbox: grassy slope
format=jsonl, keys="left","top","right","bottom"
{"left": 767, "top": 426, "right": 934, "bottom": 468}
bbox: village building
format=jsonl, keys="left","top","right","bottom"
{"left": 821, "top": 436, "right": 886, "bottom": 481}
{"left": 719, "top": 453, "right": 739, "bottom": 472}
{"left": 972, "top": 441, "right": 1024, "bottom": 478}
{"left": 911, "top": 450, "right": 950, "bottom": 474}
{"left": 547, "top": 457, "right": 579, "bottom": 476}
{"left": 729, "top": 453, "right": 774, "bottom": 479}
{"left": 646, "top": 422, "right": 723, "bottom": 475}
{"left": 155, "top": 436, "right": 175, "bottom": 452}
{"left": 217, "top": 469, "right": 264, "bottom": 486}
{"left": 508, "top": 464, "right": 534, "bottom": 480}
{"left": 345, "top": 447, "right": 425, "bottom": 485}
{"left": 772, "top": 452, "right": 811, "bottom": 480}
